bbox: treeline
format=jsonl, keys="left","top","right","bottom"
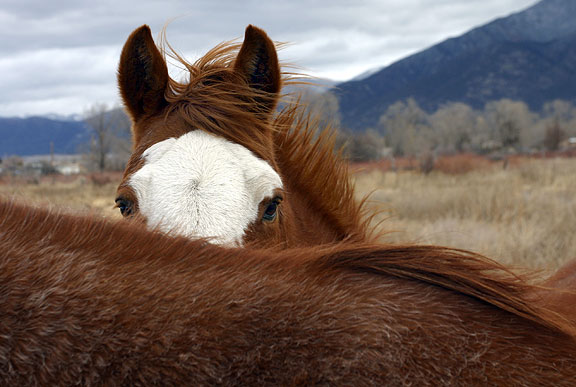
{"left": 304, "top": 91, "right": 576, "bottom": 163}
{"left": 0, "top": 104, "right": 132, "bottom": 179}
{"left": 83, "top": 94, "right": 576, "bottom": 172}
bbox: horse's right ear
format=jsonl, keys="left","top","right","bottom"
{"left": 234, "top": 25, "right": 281, "bottom": 115}
{"left": 118, "top": 25, "right": 169, "bottom": 122}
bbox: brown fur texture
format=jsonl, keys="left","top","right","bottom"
{"left": 534, "top": 259, "right": 576, "bottom": 321}
{"left": 1, "top": 199, "right": 576, "bottom": 385}
{"left": 117, "top": 25, "right": 370, "bottom": 247}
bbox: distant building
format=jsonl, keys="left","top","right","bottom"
{"left": 560, "top": 137, "right": 576, "bottom": 150}
{"left": 56, "top": 163, "right": 81, "bottom": 175}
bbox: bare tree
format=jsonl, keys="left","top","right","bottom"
{"left": 430, "top": 102, "right": 476, "bottom": 153}
{"left": 543, "top": 100, "right": 576, "bottom": 141}
{"left": 299, "top": 90, "right": 342, "bottom": 130}
{"left": 84, "top": 104, "right": 131, "bottom": 171}
{"left": 379, "top": 98, "right": 433, "bottom": 157}
{"left": 483, "top": 99, "right": 535, "bottom": 153}
{"left": 543, "top": 100, "right": 576, "bottom": 123}
{"left": 340, "top": 129, "right": 387, "bottom": 162}
{"left": 543, "top": 118, "right": 566, "bottom": 152}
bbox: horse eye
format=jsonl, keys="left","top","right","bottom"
{"left": 262, "top": 197, "right": 281, "bottom": 222}
{"left": 115, "top": 197, "right": 133, "bottom": 217}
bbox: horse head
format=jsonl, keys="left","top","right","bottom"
{"left": 116, "top": 25, "right": 370, "bottom": 247}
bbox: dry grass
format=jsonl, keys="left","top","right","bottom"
{"left": 1, "top": 158, "right": 575, "bottom": 271}
{"left": 355, "top": 157, "right": 576, "bottom": 271}
{"left": 0, "top": 173, "right": 122, "bottom": 221}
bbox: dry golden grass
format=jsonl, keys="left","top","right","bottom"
{"left": 0, "top": 174, "right": 122, "bottom": 221}
{"left": 355, "top": 157, "right": 576, "bottom": 271}
{"left": 1, "top": 158, "right": 575, "bottom": 271}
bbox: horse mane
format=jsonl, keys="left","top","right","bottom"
{"left": 316, "top": 243, "right": 576, "bottom": 337}
{"left": 156, "top": 33, "right": 373, "bottom": 241}
{"left": 273, "top": 104, "right": 375, "bottom": 241}
{"left": 1, "top": 199, "right": 573, "bottom": 338}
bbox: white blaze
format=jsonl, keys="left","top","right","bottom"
{"left": 129, "top": 130, "right": 282, "bottom": 246}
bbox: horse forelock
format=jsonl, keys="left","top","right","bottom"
{"left": 159, "top": 36, "right": 284, "bottom": 162}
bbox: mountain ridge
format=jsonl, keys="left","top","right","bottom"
{"left": 2, "top": 0, "right": 574, "bottom": 155}
{"left": 335, "top": 0, "right": 576, "bottom": 130}
{"left": 0, "top": 116, "right": 91, "bottom": 157}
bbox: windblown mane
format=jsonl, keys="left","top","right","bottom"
{"left": 157, "top": 34, "right": 372, "bottom": 241}
{"left": 273, "top": 105, "right": 375, "bottom": 241}
{"left": 319, "top": 244, "right": 576, "bottom": 337}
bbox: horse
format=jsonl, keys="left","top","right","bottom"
{"left": 1, "top": 199, "right": 576, "bottom": 384}
{"left": 2, "top": 24, "right": 576, "bottom": 384}
{"left": 116, "top": 25, "right": 371, "bottom": 248}
{"left": 115, "top": 24, "right": 576, "bottom": 322}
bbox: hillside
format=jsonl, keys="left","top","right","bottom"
{"left": 336, "top": 0, "right": 576, "bottom": 130}
{"left": 0, "top": 116, "right": 90, "bottom": 157}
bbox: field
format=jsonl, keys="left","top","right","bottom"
{"left": 1, "top": 157, "right": 575, "bottom": 271}
{"left": 0, "top": 173, "right": 123, "bottom": 220}
{"left": 354, "top": 156, "right": 576, "bottom": 271}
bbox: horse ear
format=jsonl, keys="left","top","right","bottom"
{"left": 118, "top": 25, "right": 169, "bottom": 122}
{"left": 234, "top": 25, "right": 281, "bottom": 115}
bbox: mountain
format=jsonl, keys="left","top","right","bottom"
{"left": 282, "top": 77, "right": 338, "bottom": 96}
{"left": 335, "top": 0, "right": 576, "bottom": 131}
{"left": 0, "top": 116, "right": 91, "bottom": 157}
{"left": 350, "top": 66, "right": 384, "bottom": 81}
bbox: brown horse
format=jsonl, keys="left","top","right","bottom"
{"left": 2, "top": 24, "right": 576, "bottom": 384}
{"left": 1, "top": 199, "right": 576, "bottom": 384}
{"left": 116, "top": 25, "right": 370, "bottom": 248}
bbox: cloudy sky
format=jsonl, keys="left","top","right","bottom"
{"left": 0, "top": 0, "right": 538, "bottom": 118}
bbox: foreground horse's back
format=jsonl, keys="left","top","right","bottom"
{"left": 0, "top": 200, "right": 575, "bottom": 385}
{"left": 535, "top": 259, "right": 576, "bottom": 321}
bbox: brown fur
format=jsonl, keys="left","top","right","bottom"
{"left": 1, "top": 199, "right": 576, "bottom": 384}
{"left": 533, "top": 260, "right": 576, "bottom": 321}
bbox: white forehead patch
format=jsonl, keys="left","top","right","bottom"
{"left": 129, "top": 130, "right": 282, "bottom": 246}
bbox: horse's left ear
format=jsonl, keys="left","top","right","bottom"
{"left": 118, "top": 25, "right": 169, "bottom": 124}
{"left": 234, "top": 25, "right": 281, "bottom": 115}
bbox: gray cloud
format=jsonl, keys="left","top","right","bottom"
{"left": 0, "top": 0, "right": 537, "bottom": 117}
